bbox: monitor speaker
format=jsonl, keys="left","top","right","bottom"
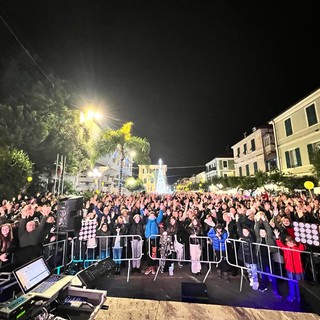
{"left": 181, "top": 282, "right": 208, "bottom": 303}
{"left": 57, "top": 196, "right": 83, "bottom": 231}
{"left": 75, "top": 257, "right": 117, "bottom": 288}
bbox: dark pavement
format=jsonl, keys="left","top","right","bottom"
{"left": 95, "top": 261, "right": 317, "bottom": 316}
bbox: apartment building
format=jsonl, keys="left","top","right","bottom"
{"left": 205, "top": 157, "right": 235, "bottom": 181}
{"left": 195, "top": 171, "right": 207, "bottom": 183}
{"left": 231, "top": 126, "right": 277, "bottom": 176}
{"left": 269, "top": 88, "right": 320, "bottom": 175}
{"left": 138, "top": 163, "right": 168, "bottom": 193}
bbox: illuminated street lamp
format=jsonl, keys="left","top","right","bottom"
{"left": 80, "top": 110, "right": 102, "bottom": 124}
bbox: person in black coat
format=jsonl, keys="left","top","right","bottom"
{"left": 236, "top": 214, "right": 259, "bottom": 290}
{"left": 128, "top": 214, "right": 145, "bottom": 272}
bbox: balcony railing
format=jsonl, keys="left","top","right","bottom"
{"left": 264, "top": 143, "right": 275, "bottom": 155}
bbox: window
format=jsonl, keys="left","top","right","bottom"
{"left": 264, "top": 134, "right": 272, "bottom": 147}
{"left": 245, "top": 164, "right": 250, "bottom": 176}
{"left": 253, "top": 162, "right": 258, "bottom": 173}
{"left": 239, "top": 167, "right": 242, "bottom": 177}
{"left": 243, "top": 143, "right": 247, "bottom": 154}
{"left": 307, "top": 142, "right": 320, "bottom": 163}
{"left": 251, "top": 139, "right": 256, "bottom": 151}
{"left": 285, "top": 148, "right": 302, "bottom": 168}
{"left": 237, "top": 147, "right": 240, "bottom": 158}
{"left": 223, "top": 160, "right": 228, "bottom": 168}
{"left": 284, "top": 118, "right": 293, "bottom": 136}
{"left": 306, "top": 104, "right": 318, "bottom": 127}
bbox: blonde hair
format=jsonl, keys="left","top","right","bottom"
{"left": 0, "top": 223, "right": 13, "bottom": 239}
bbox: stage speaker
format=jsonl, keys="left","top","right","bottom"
{"left": 300, "top": 281, "right": 320, "bottom": 315}
{"left": 181, "top": 282, "right": 208, "bottom": 303}
{"left": 57, "top": 196, "right": 83, "bottom": 231}
{"left": 75, "top": 257, "right": 117, "bottom": 288}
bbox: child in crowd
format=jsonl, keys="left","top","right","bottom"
{"left": 274, "top": 229, "right": 305, "bottom": 302}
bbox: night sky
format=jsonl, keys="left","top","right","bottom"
{"left": 1, "top": 1, "right": 320, "bottom": 183}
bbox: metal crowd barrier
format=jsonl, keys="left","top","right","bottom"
{"left": 46, "top": 233, "right": 320, "bottom": 288}
{"left": 42, "top": 239, "right": 69, "bottom": 274}
{"left": 225, "top": 238, "right": 319, "bottom": 291}
{"left": 70, "top": 235, "right": 143, "bottom": 282}
{"left": 146, "top": 234, "right": 223, "bottom": 282}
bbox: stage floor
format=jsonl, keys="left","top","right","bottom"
{"left": 96, "top": 297, "right": 320, "bottom": 320}
{"left": 96, "top": 262, "right": 314, "bottom": 315}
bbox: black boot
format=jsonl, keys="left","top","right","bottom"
{"left": 114, "top": 266, "right": 121, "bottom": 275}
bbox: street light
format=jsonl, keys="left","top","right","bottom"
{"left": 80, "top": 110, "right": 102, "bottom": 124}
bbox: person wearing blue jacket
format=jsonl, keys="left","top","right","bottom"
{"left": 142, "top": 203, "right": 164, "bottom": 275}
{"left": 208, "top": 223, "right": 231, "bottom": 280}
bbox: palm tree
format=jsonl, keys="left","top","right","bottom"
{"left": 95, "top": 122, "right": 151, "bottom": 193}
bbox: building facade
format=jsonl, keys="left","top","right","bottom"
{"left": 231, "top": 126, "right": 277, "bottom": 177}
{"left": 195, "top": 171, "right": 207, "bottom": 183}
{"left": 205, "top": 157, "right": 235, "bottom": 181}
{"left": 269, "top": 88, "right": 320, "bottom": 176}
{"left": 138, "top": 163, "right": 168, "bottom": 193}
{"left": 76, "top": 150, "right": 133, "bottom": 192}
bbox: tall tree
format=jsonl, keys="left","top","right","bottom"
{"left": 0, "top": 53, "right": 93, "bottom": 180}
{"left": 95, "top": 122, "right": 151, "bottom": 193}
{"left": 0, "top": 147, "right": 33, "bottom": 200}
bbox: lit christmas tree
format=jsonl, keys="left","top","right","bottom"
{"left": 155, "top": 158, "right": 167, "bottom": 194}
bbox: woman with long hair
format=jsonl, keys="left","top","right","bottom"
{"left": 0, "top": 223, "right": 15, "bottom": 267}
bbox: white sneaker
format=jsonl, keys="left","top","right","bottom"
{"left": 252, "top": 282, "right": 259, "bottom": 290}
{"left": 249, "top": 279, "right": 253, "bottom": 287}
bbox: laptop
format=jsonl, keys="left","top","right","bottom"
{"left": 13, "top": 256, "right": 73, "bottom": 299}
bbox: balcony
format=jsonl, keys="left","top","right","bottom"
{"left": 264, "top": 143, "right": 275, "bottom": 155}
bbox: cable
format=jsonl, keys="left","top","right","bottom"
{"left": 132, "top": 165, "right": 205, "bottom": 170}
{"left": 0, "top": 9, "right": 55, "bottom": 88}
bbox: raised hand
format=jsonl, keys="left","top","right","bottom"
{"left": 21, "top": 204, "right": 34, "bottom": 219}
{"left": 41, "top": 205, "right": 51, "bottom": 216}
{"left": 273, "top": 229, "right": 280, "bottom": 238}
{"left": 0, "top": 253, "right": 8, "bottom": 262}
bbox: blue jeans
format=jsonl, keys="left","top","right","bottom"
{"left": 100, "top": 248, "right": 111, "bottom": 259}
{"left": 113, "top": 247, "right": 123, "bottom": 265}
{"left": 260, "top": 265, "right": 280, "bottom": 293}
{"left": 287, "top": 271, "right": 302, "bottom": 301}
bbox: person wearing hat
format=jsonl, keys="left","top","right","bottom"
{"left": 128, "top": 213, "right": 145, "bottom": 273}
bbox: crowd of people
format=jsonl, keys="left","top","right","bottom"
{"left": 1, "top": 190, "right": 320, "bottom": 303}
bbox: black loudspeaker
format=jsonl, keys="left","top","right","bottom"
{"left": 300, "top": 281, "right": 320, "bottom": 315}
{"left": 57, "top": 196, "right": 83, "bottom": 231}
{"left": 76, "top": 257, "right": 117, "bottom": 288}
{"left": 181, "top": 282, "right": 208, "bottom": 303}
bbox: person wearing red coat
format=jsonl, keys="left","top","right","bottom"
{"left": 275, "top": 229, "right": 305, "bottom": 302}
